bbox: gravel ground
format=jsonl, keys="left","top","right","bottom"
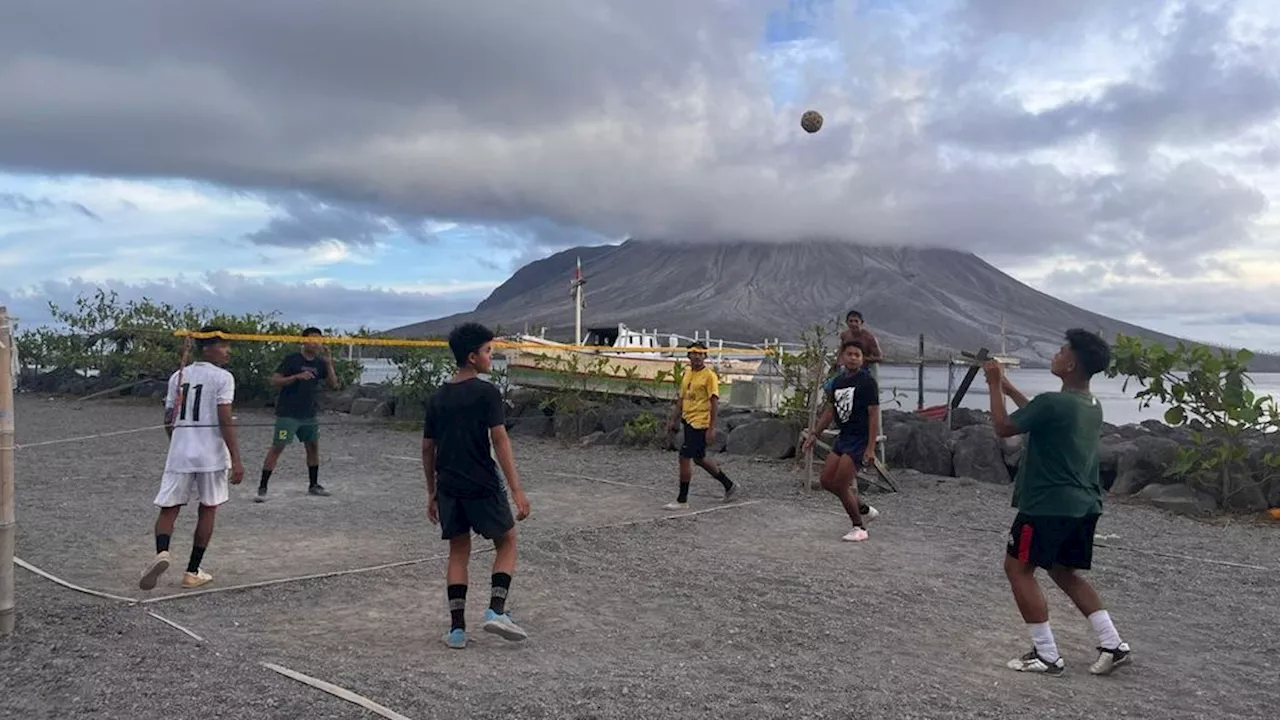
{"left": 3, "top": 395, "right": 1279, "bottom": 719}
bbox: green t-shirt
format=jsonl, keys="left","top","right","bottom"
{"left": 1009, "top": 390, "right": 1104, "bottom": 517}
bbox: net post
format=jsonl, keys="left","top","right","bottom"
{"left": 0, "top": 306, "right": 15, "bottom": 636}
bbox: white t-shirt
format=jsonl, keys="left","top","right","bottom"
{"left": 164, "top": 361, "right": 236, "bottom": 473}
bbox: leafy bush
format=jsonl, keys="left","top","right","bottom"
{"left": 16, "top": 289, "right": 365, "bottom": 403}
{"left": 1108, "top": 334, "right": 1280, "bottom": 505}
{"left": 623, "top": 411, "right": 662, "bottom": 445}
{"left": 776, "top": 321, "right": 840, "bottom": 421}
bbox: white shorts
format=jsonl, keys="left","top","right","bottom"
{"left": 154, "top": 470, "right": 230, "bottom": 508}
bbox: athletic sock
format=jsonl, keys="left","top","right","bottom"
{"left": 1030, "top": 622, "right": 1060, "bottom": 662}
{"left": 1088, "top": 610, "right": 1122, "bottom": 649}
{"left": 186, "top": 547, "right": 206, "bottom": 574}
{"left": 308, "top": 465, "right": 319, "bottom": 487}
{"left": 156, "top": 534, "right": 171, "bottom": 554}
{"left": 259, "top": 468, "right": 272, "bottom": 491}
{"left": 676, "top": 482, "right": 691, "bottom": 503}
{"left": 713, "top": 471, "right": 733, "bottom": 491}
{"left": 490, "top": 573, "right": 512, "bottom": 615}
{"left": 447, "top": 584, "right": 467, "bottom": 631}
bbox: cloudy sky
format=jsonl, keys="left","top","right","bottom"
{"left": 2, "top": 0, "right": 1279, "bottom": 348}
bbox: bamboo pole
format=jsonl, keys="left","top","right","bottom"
{"left": 1, "top": 307, "right": 15, "bottom": 636}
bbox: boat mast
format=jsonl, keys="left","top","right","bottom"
{"left": 571, "top": 256, "right": 586, "bottom": 346}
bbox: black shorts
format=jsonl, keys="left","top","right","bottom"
{"left": 437, "top": 490, "right": 515, "bottom": 541}
{"left": 679, "top": 420, "right": 708, "bottom": 460}
{"left": 1007, "top": 513, "right": 1099, "bottom": 570}
{"left": 831, "top": 434, "right": 868, "bottom": 467}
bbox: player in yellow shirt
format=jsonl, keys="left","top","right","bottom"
{"left": 664, "top": 342, "right": 739, "bottom": 509}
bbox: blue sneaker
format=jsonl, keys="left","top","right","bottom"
{"left": 444, "top": 628, "right": 467, "bottom": 649}
{"left": 482, "top": 609, "right": 528, "bottom": 641}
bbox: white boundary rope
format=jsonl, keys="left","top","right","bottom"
{"left": 4, "top": 423, "right": 167, "bottom": 451}
{"left": 13, "top": 557, "right": 137, "bottom": 602}
{"left": 260, "top": 662, "right": 415, "bottom": 720}
{"left": 145, "top": 610, "right": 205, "bottom": 642}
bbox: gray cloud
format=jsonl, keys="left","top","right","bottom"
{"left": 244, "top": 193, "right": 436, "bottom": 248}
{"left": 0, "top": 0, "right": 1276, "bottom": 272}
{"left": 0, "top": 191, "right": 99, "bottom": 220}
{"left": 0, "top": 272, "right": 487, "bottom": 332}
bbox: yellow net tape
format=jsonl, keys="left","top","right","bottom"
{"left": 172, "top": 329, "right": 778, "bottom": 356}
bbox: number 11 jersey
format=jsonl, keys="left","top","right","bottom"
{"left": 164, "top": 361, "right": 237, "bottom": 473}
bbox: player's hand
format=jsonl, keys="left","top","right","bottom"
{"left": 983, "top": 359, "right": 1003, "bottom": 384}
{"left": 666, "top": 420, "right": 677, "bottom": 434}
{"left": 230, "top": 460, "right": 245, "bottom": 485}
{"left": 706, "top": 427, "right": 717, "bottom": 444}
{"left": 297, "top": 370, "right": 316, "bottom": 381}
{"left": 513, "top": 490, "right": 531, "bottom": 521}
{"left": 427, "top": 498, "right": 439, "bottom": 525}
{"left": 863, "top": 445, "right": 876, "bottom": 467}
{"left": 801, "top": 431, "right": 815, "bottom": 452}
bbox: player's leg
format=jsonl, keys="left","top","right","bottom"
{"left": 664, "top": 426, "right": 698, "bottom": 510}
{"left": 438, "top": 492, "right": 472, "bottom": 648}
{"left": 141, "top": 471, "right": 192, "bottom": 590}
{"left": 256, "top": 419, "right": 294, "bottom": 502}
{"left": 471, "top": 492, "right": 526, "bottom": 641}
{"left": 1046, "top": 515, "right": 1130, "bottom": 675}
{"left": 693, "top": 450, "right": 737, "bottom": 501}
{"left": 832, "top": 452, "right": 867, "bottom": 541}
{"left": 299, "top": 420, "right": 329, "bottom": 496}
{"left": 182, "top": 471, "right": 229, "bottom": 589}
{"left": 1004, "top": 515, "right": 1065, "bottom": 675}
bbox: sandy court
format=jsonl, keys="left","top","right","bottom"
{"left": 3, "top": 396, "right": 1279, "bottom": 719}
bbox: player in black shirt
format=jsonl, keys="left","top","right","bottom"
{"left": 256, "top": 327, "right": 339, "bottom": 501}
{"left": 802, "top": 340, "right": 880, "bottom": 542}
{"left": 423, "top": 322, "right": 532, "bottom": 649}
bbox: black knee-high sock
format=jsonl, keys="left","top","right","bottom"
{"left": 712, "top": 470, "right": 733, "bottom": 490}
{"left": 490, "top": 573, "right": 512, "bottom": 615}
{"left": 259, "top": 468, "right": 272, "bottom": 491}
{"left": 156, "top": 534, "right": 171, "bottom": 554}
{"left": 448, "top": 584, "right": 467, "bottom": 630}
{"left": 677, "top": 482, "right": 691, "bottom": 503}
{"left": 186, "top": 546, "right": 205, "bottom": 574}
{"left": 308, "top": 464, "right": 319, "bottom": 487}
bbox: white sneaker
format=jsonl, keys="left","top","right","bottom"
{"left": 841, "top": 527, "right": 869, "bottom": 542}
{"left": 139, "top": 551, "right": 171, "bottom": 591}
{"left": 1090, "top": 642, "right": 1131, "bottom": 675}
{"left": 1007, "top": 649, "right": 1065, "bottom": 676}
{"left": 862, "top": 505, "right": 880, "bottom": 522}
{"left": 182, "top": 568, "right": 213, "bottom": 589}
{"left": 663, "top": 501, "right": 689, "bottom": 511}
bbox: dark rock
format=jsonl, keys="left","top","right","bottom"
{"left": 1098, "top": 436, "right": 1129, "bottom": 492}
{"left": 598, "top": 427, "right": 626, "bottom": 446}
{"left": 322, "top": 388, "right": 357, "bottom": 414}
{"left": 948, "top": 407, "right": 990, "bottom": 430}
{"left": 725, "top": 419, "right": 797, "bottom": 459}
{"left": 1111, "top": 436, "right": 1180, "bottom": 495}
{"left": 349, "top": 398, "right": 382, "bottom": 417}
{"left": 393, "top": 395, "right": 427, "bottom": 422}
{"left": 1135, "top": 483, "right": 1217, "bottom": 517}
{"left": 890, "top": 420, "right": 953, "bottom": 476}
{"left": 1000, "top": 435, "right": 1024, "bottom": 472}
{"left": 951, "top": 424, "right": 1010, "bottom": 484}
{"left": 508, "top": 415, "right": 553, "bottom": 438}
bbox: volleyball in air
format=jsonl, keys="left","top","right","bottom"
{"left": 800, "top": 110, "right": 823, "bottom": 133}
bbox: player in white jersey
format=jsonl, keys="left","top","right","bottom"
{"left": 139, "top": 327, "right": 245, "bottom": 591}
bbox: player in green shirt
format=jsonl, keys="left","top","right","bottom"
{"left": 985, "top": 328, "right": 1130, "bottom": 678}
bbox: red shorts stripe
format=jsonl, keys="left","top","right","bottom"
{"left": 1017, "top": 523, "right": 1034, "bottom": 564}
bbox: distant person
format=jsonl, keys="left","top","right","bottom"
{"left": 139, "top": 327, "right": 244, "bottom": 591}
{"left": 664, "top": 341, "right": 738, "bottom": 509}
{"left": 423, "top": 322, "right": 532, "bottom": 649}
{"left": 801, "top": 340, "right": 879, "bottom": 542}
{"left": 257, "top": 327, "right": 340, "bottom": 501}
{"left": 841, "top": 310, "right": 884, "bottom": 367}
{"left": 984, "top": 329, "right": 1130, "bottom": 677}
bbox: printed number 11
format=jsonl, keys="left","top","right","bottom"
{"left": 179, "top": 383, "right": 204, "bottom": 422}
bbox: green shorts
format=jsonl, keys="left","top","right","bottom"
{"left": 273, "top": 417, "right": 319, "bottom": 446}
